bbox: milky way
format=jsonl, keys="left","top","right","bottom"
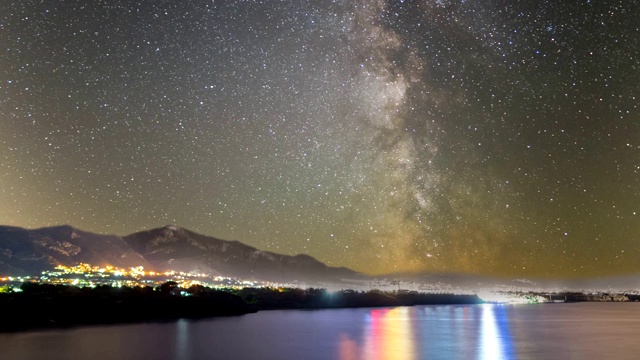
{"left": 1, "top": 0, "right": 639, "bottom": 277}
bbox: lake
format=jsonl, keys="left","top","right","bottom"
{"left": 1, "top": 303, "right": 640, "bottom": 359}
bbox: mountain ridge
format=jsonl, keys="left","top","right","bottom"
{"left": 0, "top": 224, "right": 360, "bottom": 284}
{"left": 4, "top": 224, "right": 637, "bottom": 291}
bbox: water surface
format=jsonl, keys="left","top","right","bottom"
{"left": 2, "top": 303, "right": 640, "bottom": 359}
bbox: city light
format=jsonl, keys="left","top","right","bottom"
{"left": 6, "top": 263, "right": 300, "bottom": 290}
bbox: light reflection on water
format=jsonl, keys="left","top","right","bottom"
{"left": 363, "top": 307, "right": 416, "bottom": 360}
{"left": 175, "top": 319, "right": 190, "bottom": 360}
{"left": 2, "top": 303, "right": 640, "bottom": 359}
{"left": 340, "top": 307, "right": 417, "bottom": 360}
{"left": 480, "top": 305, "right": 514, "bottom": 360}
{"left": 338, "top": 304, "right": 514, "bottom": 360}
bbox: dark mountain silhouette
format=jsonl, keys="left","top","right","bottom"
{"left": 0, "top": 225, "right": 151, "bottom": 275}
{"left": 0, "top": 225, "right": 360, "bottom": 284}
{"left": 124, "top": 225, "right": 357, "bottom": 283}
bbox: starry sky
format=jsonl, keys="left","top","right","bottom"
{"left": 1, "top": 0, "right": 639, "bottom": 278}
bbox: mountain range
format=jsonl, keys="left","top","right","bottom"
{"left": 2, "top": 224, "right": 638, "bottom": 291}
{"left": 0, "top": 225, "right": 360, "bottom": 284}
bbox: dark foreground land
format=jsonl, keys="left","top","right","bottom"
{"left": 0, "top": 283, "right": 481, "bottom": 332}
{"left": 0, "top": 283, "right": 251, "bottom": 332}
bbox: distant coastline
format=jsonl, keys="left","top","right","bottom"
{"left": 2, "top": 283, "right": 639, "bottom": 333}
{"left": 0, "top": 283, "right": 481, "bottom": 333}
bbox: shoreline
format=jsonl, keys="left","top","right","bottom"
{"left": 2, "top": 285, "right": 638, "bottom": 334}
{"left": 0, "top": 285, "right": 481, "bottom": 333}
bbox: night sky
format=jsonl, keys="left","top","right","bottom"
{"left": 2, "top": 0, "right": 639, "bottom": 278}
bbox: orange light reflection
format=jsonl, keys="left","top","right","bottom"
{"left": 357, "top": 307, "right": 416, "bottom": 360}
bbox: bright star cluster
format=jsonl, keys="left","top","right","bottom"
{"left": 1, "top": 0, "right": 639, "bottom": 278}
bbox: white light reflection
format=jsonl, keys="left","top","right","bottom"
{"left": 175, "top": 319, "right": 190, "bottom": 360}
{"left": 479, "top": 304, "right": 514, "bottom": 360}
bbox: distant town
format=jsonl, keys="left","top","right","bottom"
{"left": 0, "top": 263, "right": 298, "bottom": 293}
